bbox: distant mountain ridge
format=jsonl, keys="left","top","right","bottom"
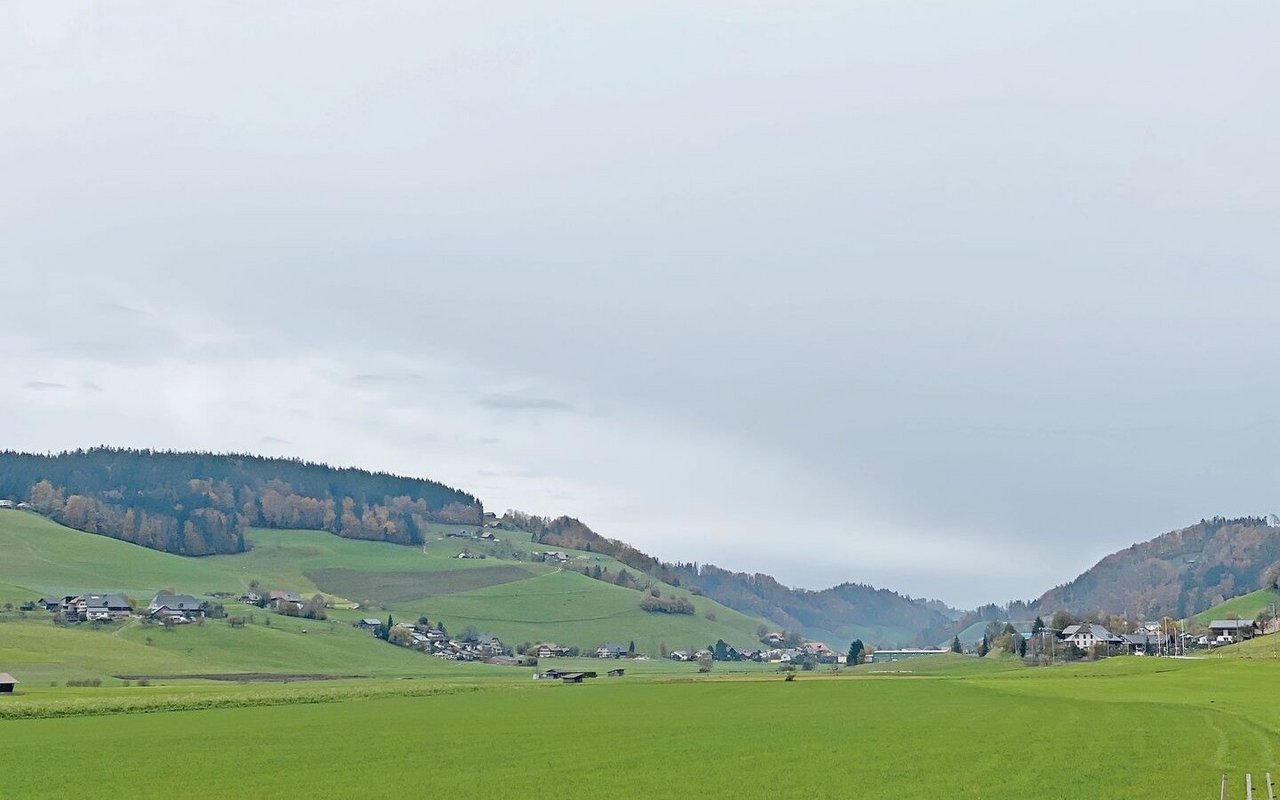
{"left": 1031, "top": 516, "right": 1280, "bottom": 620}
{"left": 507, "top": 511, "right": 957, "bottom": 647}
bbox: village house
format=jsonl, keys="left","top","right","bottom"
{"left": 669, "top": 650, "right": 692, "bottom": 662}
{"left": 0, "top": 499, "right": 14, "bottom": 509}
{"left": 536, "top": 642, "right": 570, "bottom": 659}
{"left": 37, "top": 597, "right": 62, "bottom": 612}
{"left": 238, "top": 591, "right": 261, "bottom": 605}
{"left": 1209, "top": 619, "right": 1258, "bottom": 643}
{"left": 542, "top": 551, "right": 570, "bottom": 564}
{"left": 355, "top": 618, "right": 382, "bottom": 631}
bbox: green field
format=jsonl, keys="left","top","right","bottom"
{"left": 2, "top": 655, "right": 1279, "bottom": 798}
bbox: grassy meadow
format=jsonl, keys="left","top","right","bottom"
{"left": 3, "top": 655, "right": 1280, "bottom": 798}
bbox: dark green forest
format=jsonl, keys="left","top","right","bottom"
{"left": 0, "top": 448, "right": 481, "bottom": 556}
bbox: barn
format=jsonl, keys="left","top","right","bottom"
{"left": 0, "top": 673, "right": 18, "bottom": 693}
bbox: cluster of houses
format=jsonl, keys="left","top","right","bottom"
{"left": 1055, "top": 620, "right": 1257, "bottom": 654}
{"left": 31, "top": 592, "right": 219, "bottom": 624}
{"left": 357, "top": 618, "right": 516, "bottom": 662}
{"left": 446, "top": 529, "right": 499, "bottom": 543}
{"left": 669, "top": 640, "right": 842, "bottom": 664}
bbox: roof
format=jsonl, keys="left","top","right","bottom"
{"left": 0, "top": 672, "right": 17, "bottom": 684}
{"left": 151, "top": 593, "right": 202, "bottom": 611}
{"left": 598, "top": 642, "right": 626, "bottom": 651}
{"left": 1210, "top": 620, "right": 1254, "bottom": 629}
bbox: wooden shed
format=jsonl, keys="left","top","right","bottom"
{"left": 0, "top": 673, "right": 18, "bottom": 693}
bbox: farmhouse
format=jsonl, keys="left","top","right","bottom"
{"left": 0, "top": 673, "right": 17, "bottom": 693}
{"left": 0, "top": 499, "right": 13, "bottom": 509}
{"left": 542, "top": 551, "right": 570, "bottom": 564}
{"left": 356, "top": 618, "right": 382, "bottom": 631}
{"left": 1209, "top": 619, "right": 1257, "bottom": 643}
{"left": 607, "top": 668, "right": 625, "bottom": 677}
{"left": 37, "top": 597, "right": 62, "bottom": 612}
{"left": 148, "top": 592, "right": 203, "bottom": 619}
{"left": 66, "top": 593, "right": 133, "bottom": 622}
{"left": 536, "top": 643, "right": 570, "bottom": 659}
{"left": 267, "top": 591, "right": 303, "bottom": 611}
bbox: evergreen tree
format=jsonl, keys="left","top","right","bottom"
{"left": 628, "top": 640, "right": 635, "bottom": 655}
{"left": 951, "top": 635, "right": 962, "bottom": 653}
{"left": 847, "top": 639, "right": 865, "bottom": 665}
{"left": 1031, "top": 616, "right": 1045, "bottom": 635}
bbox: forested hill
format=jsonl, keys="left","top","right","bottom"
{"left": 510, "top": 511, "right": 956, "bottom": 646}
{"left": 0, "top": 448, "right": 481, "bottom": 556}
{"left": 1032, "top": 516, "right": 1280, "bottom": 620}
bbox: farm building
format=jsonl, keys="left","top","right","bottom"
{"left": 1209, "top": 620, "right": 1257, "bottom": 642}
{"left": 0, "top": 673, "right": 17, "bottom": 693}
{"left": 869, "top": 649, "right": 949, "bottom": 663}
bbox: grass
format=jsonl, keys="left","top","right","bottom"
{"left": 3, "top": 656, "right": 1280, "bottom": 798}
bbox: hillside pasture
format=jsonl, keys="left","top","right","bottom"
{"left": 305, "top": 565, "right": 538, "bottom": 607}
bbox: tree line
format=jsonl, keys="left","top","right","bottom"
{"left": 1, "top": 448, "right": 482, "bottom": 556}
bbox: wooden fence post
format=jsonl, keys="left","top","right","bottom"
{"left": 1267, "top": 772, "right": 1275, "bottom": 800}
{"left": 1248, "top": 772, "right": 1255, "bottom": 800}
{"left": 1222, "top": 774, "right": 1228, "bottom": 800}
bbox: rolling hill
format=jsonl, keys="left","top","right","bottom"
{"left": 0, "top": 510, "right": 773, "bottom": 669}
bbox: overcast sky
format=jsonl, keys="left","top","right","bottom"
{"left": 2, "top": 2, "right": 1278, "bottom": 607}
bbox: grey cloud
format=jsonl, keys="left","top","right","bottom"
{"left": 2, "top": 1, "right": 1277, "bottom": 606}
{"left": 25, "top": 381, "right": 69, "bottom": 391}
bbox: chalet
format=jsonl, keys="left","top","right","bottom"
{"left": 148, "top": 592, "right": 203, "bottom": 619}
{"left": 1059, "top": 623, "right": 1124, "bottom": 652}
{"left": 536, "top": 643, "right": 570, "bottom": 659}
{"left": 356, "top": 618, "right": 383, "bottom": 630}
{"left": 542, "top": 551, "right": 570, "bottom": 564}
{"left": 669, "top": 650, "right": 692, "bottom": 662}
{"left": 595, "top": 642, "right": 627, "bottom": 659}
{"left": 607, "top": 668, "right": 625, "bottom": 677}
{"left": 482, "top": 511, "right": 500, "bottom": 526}
{"left": 239, "top": 592, "right": 261, "bottom": 605}
{"left": 538, "top": 668, "right": 568, "bottom": 680}
{"left": 37, "top": 597, "right": 62, "bottom": 612}
{"left": 0, "top": 672, "right": 17, "bottom": 693}
{"left": 762, "top": 632, "right": 786, "bottom": 646}
{"left": 478, "top": 531, "right": 497, "bottom": 541}
{"left": 1209, "top": 619, "right": 1258, "bottom": 643}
